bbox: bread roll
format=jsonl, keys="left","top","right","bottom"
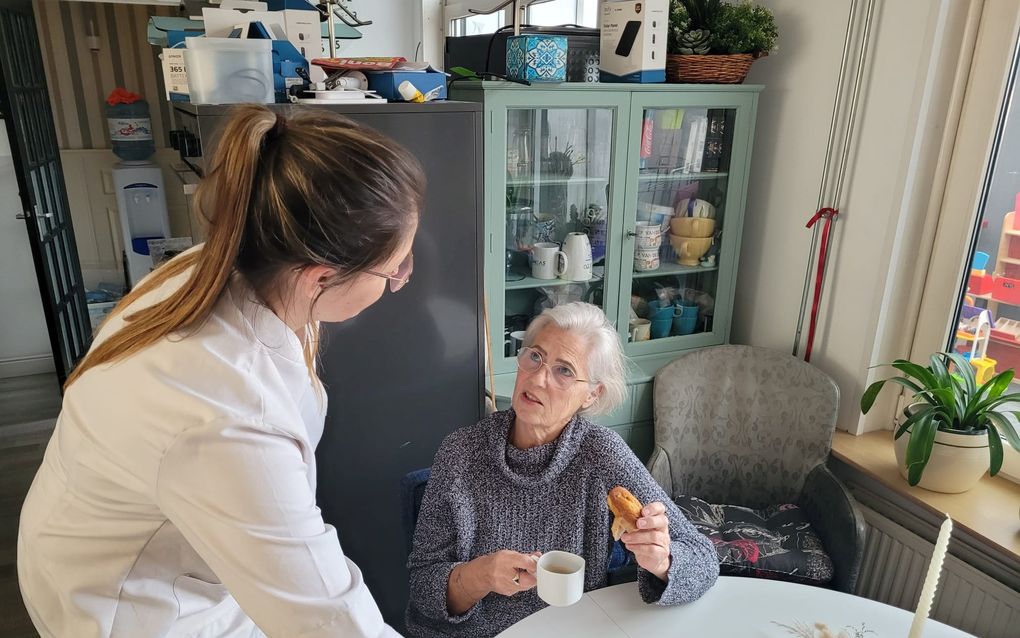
{"left": 607, "top": 486, "right": 642, "bottom": 541}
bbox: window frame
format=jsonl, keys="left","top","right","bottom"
{"left": 907, "top": 0, "right": 1020, "bottom": 482}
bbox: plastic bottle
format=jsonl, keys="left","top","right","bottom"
{"left": 106, "top": 88, "right": 154, "bottom": 162}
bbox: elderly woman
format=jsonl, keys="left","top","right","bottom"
{"left": 406, "top": 302, "right": 718, "bottom": 637}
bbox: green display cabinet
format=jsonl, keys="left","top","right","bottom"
{"left": 451, "top": 82, "right": 761, "bottom": 459}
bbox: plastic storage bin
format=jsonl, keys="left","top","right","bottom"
{"left": 184, "top": 38, "right": 273, "bottom": 105}
{"left": 992, "top": 276, "right": 1020, "bottom": 305}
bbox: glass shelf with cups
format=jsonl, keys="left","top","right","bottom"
{"left": 631, "top": 262, "right": 718, "bottom": 280}
{"left": 507, "top": 175, "right": 610, "bottom": 187}
{"left": 637, "top": 171, "right": 729, "bottom": 184}
{"left": 505, "top": 266, "right": 605, "bottom": 291}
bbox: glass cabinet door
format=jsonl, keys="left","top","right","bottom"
{"left": 625, "top": 106, "right": 737, "bottom": 346}
{"left": 501, "top": 106, "right": 615, "bottom": 364}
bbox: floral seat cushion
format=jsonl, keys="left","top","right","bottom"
{"left": 674, "top": 495, "right": 834, "bottom": 586}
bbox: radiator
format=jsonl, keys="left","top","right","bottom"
{"left": 854, "top": 506, "right": 1020, "bottom": 638}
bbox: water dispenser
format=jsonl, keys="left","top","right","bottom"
{"left": 112, "top": 163, "right": 170, "bottom": 287}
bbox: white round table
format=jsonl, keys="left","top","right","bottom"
{"left": 496, "top": 577, "right": 974, "bottom": 637}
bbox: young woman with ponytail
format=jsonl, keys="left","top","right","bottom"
{"left": 18, "top": 105, "right": 423, "bottom": 638}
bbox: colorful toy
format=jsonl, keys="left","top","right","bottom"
{"left": 956, "top": 309, "right": 997, "bottom": 384}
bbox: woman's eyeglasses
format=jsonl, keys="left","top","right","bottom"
{"left": 366, "top": 252, "right": 413, "bottom": 292}
{"left": 516, "top": 346, "right": 591, "bottom": 389}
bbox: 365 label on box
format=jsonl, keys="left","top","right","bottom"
{"left": 161, "top": 48, "right": 188, "bottom": 98}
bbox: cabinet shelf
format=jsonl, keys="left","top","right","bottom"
{"left": 977, "top": 295, "right": 1020, "bottom": 307}
{"left": 991, "top": 334, "right": 1020, "bottom": 348}
{"left": 506, "top": 172, "right": 728, "bottom": 188}
{"left": 507, "top": 175, "right": 609, "bottom": 187}
{"left": 637, "top": 171, "right": 728, "bottom": 183}
{"left": 632, "top": 263, "right": 718, "bottom": 279}
{"left": 505, "top": 266, "right": 605, "bottom": 291}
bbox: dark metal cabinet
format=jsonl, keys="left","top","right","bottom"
{"left": 173, "top": 102, "right": 485, "bottom": 628}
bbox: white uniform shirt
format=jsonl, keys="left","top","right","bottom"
{"left": 18, "top": 266, "right": 400, "bottom": 638}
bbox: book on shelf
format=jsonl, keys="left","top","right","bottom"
{"left": 691, "top": 116, "right": 708, "bottom": 173}
{"left": 681, "top": 111, "right": 707, "bottom": 173}
{"left": 701, "top": 109, "right": 735, "bottom": 173}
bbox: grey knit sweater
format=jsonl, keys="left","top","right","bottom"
{"left": 405, "top": 409, "right": 719, "bottom": 638}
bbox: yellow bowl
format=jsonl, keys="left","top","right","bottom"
{"left": 668, "top": 234, "right": 713, "bottom": 266}
{"left": 669, "top": 217, "right": 716, "bottom": 238}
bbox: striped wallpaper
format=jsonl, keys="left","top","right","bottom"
{"left": 32, "top": 0, "right": 177, "bottom": 150}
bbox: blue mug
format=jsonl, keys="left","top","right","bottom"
{"left": 673, "top": 302, "right": 699, "bottom": 336}
{"left": 647, "top": 300, "right": 674, "bottom": 321}
{"left": 650, "top": 316, "right": 672, "bottom": 339}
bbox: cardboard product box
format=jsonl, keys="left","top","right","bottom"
{"left": 599, "top": 0, "right": 667, "bottom": 83}
{"left": 161, "top": 48, "right": 190, "bottom": 101}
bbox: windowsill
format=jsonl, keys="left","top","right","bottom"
{"left": 831, "top": 430, "right": 1020, "bottom": 560}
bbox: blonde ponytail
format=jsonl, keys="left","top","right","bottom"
{"left": 66, "top": 105, "right": 423, "bottom": 388}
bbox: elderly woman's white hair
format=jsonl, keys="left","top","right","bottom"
{"left": 522, "top": 302, "right": 628, "bottom": 416}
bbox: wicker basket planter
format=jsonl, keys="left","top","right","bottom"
{"left": 665, "top": 53, "right": 758, "bottom": 84}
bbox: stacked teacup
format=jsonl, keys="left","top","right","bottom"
{"left": 634, "top": 221, "right": 662, "bottom": 271}
{"left": 668, "top": 217, "right": 715, "bottom": 266}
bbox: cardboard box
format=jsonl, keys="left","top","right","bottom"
{"left": 599, "top": 0, "right": 667, "bottom": 83}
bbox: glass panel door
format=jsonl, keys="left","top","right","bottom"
{"left": 626, "top": 106, "right": 736, "bottom": 345}
{"left": 502, "top": 106, "right": 614, "bottom": 361}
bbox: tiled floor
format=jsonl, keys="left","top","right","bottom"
{"left": 0, "top": 373, "right": 60, "bottom": 638}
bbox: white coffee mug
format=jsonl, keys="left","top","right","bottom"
{"left": 634, "top": 247, "right": 660, "bottom": 272}
{"left": 635, "top": 221, "right": 661, "bottom": 250}
{"left": 629, "top": 318, "right": 651, "bottom": 342}
{"left": 508, "top": 330, "right": 526, "bottom": 355}
{"left": 537, "top": 551, "right": 585, "bottom": 607}
{"left": 531, "top": 242, "right": 566, "bottom": 280}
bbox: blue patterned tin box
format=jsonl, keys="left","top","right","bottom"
{"left": 506, "top": 35, "right": 568, "bottom": 83}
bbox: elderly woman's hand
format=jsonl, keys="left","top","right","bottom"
{"left": 448, "top": 550, "right": 542, "bottom": 615}
{"left": 621, "top": 502, "right": 671, "bottom": 582}
{"left": 479, "top": 550, "right": 541, "bottom": 596}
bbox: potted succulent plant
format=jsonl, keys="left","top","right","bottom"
{"left": 667, "top": 0, "right": 778, "bottom": 83}
{"left": 860, "top": 352, "right": 1020, "bottom": 493}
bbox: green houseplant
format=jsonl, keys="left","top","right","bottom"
{"left": 667, "top": 0, "right": 778, "bottom": 83}
{"left": 860, "top": 351, "right": 1020, "bottom": 492}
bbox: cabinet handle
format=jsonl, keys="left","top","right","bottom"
{"left": 626, "top": 230, "right": 638, "bottom": 238}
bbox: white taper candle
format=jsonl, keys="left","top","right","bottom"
{"left": 908, "top": 516, "right": 953, "bottom": 638}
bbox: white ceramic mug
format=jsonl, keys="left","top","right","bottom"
{"left": 629, "top": 318, "right": 651, "bottom": 342}
{"left": 508, "top": 330, "right": 526, "bottom": 355}
{"left": 536, "top": 551, "right": 585, "bottom": 607}
{"left": 531, "top": 242, "right": 566, "bottom": 280}
{"left": 559, "top": 232, "right": 593, "bottom": 282}
{"left": 635, "top": 221, "right": 661, "bottom": 249}
{"left": 634, "top": 247, "right": 660, "bottom": 272}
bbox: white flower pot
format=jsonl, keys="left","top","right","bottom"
{"left": 893, "top": 425, "right": 989, "bottom": 493}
